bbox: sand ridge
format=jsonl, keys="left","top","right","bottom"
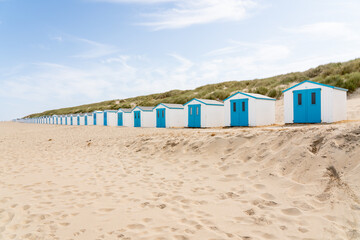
{"left": 1, "top": 122, "right": 360, "bottom": 240}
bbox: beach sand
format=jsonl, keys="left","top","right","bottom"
{"left": 1, "top": 94, "right": 360, "bottom": 240}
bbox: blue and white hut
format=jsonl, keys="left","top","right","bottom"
{"left": 224, "top": 92, "right": 276, "bottom": 127}
{"left": 117, "top": 108, "right": 133, "bottom": 127}
{"left": 79, "top": 114, "right": 86, "bottom": 125}
{"left": 183, "top": 99, "right": 224, "bottom": 128}
{"left": 93, "top": 111, "right": 104, "bottom": 126}
{"left": 104, "top": 110, "right": 118, "bottom": 126}
{"left": 132, "top": 106, "right": 155, "bottom": 128}
{"left": 283, "top": 80, "right": 347, "bottom": 123}
{"left": 85, "top": 113, "right": 93, "bottom": 125}
{"left": 153, "top": 103, "right": 185, "bottom": 128}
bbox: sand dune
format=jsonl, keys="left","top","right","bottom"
{"left": 1, "top": 119, "right": 360, "bottom": 240}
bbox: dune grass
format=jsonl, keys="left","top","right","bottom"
{"left": 27, "top": 58, "right": 360, "bottom": 118}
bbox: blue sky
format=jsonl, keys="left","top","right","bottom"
{"left": 1, "top": 0, "right": 360, "bottom": 120}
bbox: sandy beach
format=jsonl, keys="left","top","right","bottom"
{"left": 1, "top": 118, "right": 360, "bottom": 240}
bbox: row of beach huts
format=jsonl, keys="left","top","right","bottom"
{"left": 19, "top": 81, "right": 348, "bottom": 127}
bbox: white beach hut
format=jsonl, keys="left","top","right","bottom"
{"left": 104, "top": 110, "right": 118, "bottom": 126}
{"left": 65, "top": 115, "right": 71, "bottom": 125}
{"left": 283, "top": 80, "right": 347, "bottom": 123}
{"left": 153, "top": 103, "right": 185, "bottom": 128}
{"left": 183, "top": 99, "right": 224, "bottom": 128}
{"left": 224, "top": 92, "right": 276, "bottom": 127}
{"left": 71, "top": 114, "right": 77, "bottom": 126}
{"left": 85, "top": 113, "right": 93, "bottom": 126}
{"left": 93, "top": 111, "right": 104, "bottom": 126}
{"left": 54, "top": 115, "right": 59, "bottom": 125}
{"left": 79, "top": 114, "right": 85, "bottom": 125}
{"left": 117, "top": 108, "right": 133, "bottom": 127}
{"left": 132, "top": 106, "right": 155, "bottom": 128}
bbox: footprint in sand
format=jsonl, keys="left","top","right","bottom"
{"left": 253, "top": 184, "right": 266, "bottom": 190}
{"left": 127, "top": 224, "right": 145, "bottom": 229}
{"left": 23, "top": 205, "right": 30, "bottom": 211}
{"left": 143, "top": 218, "right": 152, "bottom": 223}
{"left": 298, "top": 227, "right": 308, "bottom": 233}
{"left": 261, "top": 193, "right": 275, "bottom": 200}
{"left": 281, "top": 208, "right": 302, "bottom": 216}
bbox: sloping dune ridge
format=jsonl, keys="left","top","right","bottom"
{"left": 1, "top": 119, "right": 360, "bottom": 240}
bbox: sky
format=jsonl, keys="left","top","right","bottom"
{"left": 1, "top": 0, "right": 360, "bottom": 120}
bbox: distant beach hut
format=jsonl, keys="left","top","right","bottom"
{"left": 283, "top": 80, "right": 347, "bottom": 123}
{"left": 79, "top": 114, "right": 85, "bottom": 125}
{"left": 66, "top": 115, "right": 72, "bottom": 125}
{"left": 132, "top": 106, "right": 155, "bottom": 128}
{"left": 93, "top": 111, "right": 104, "bottom": 126}
{"left": 54, "top": 115, "right": 59, "bottom": 125}
{"left": 71, "top": 114, "right": 77, "bottom": 126}
{"left": 183, "top": 99, "right": 224, "bottom": 128}
{"left": 153, "top": 103, "right": 185, "bottom": 128}
{"left": 224, "top": 92, "right": 276, "bottom": 127}
{"left": 104, "top": 110, "right": 118, "bottom": 126}
{"left": 86, "top": 113, "right": 93, "bottom": 125}
{"left": 117, "top": 108, "right": 133, "bottom": 127}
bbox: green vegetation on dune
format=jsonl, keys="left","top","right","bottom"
{"left": 27, "top": 58, "right": 360, "bottom": 118}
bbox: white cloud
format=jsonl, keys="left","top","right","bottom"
{"left": 283, "top": 22, "right": 359, "bottom": 41}
{"left": 90, "top": 0, "right": 258, "bottom": 30}
{"left": 206, "top": 41, "right": 290, "bottom": 61}
{"left": 92, "top": 0, "right": 176, "bottom": 3}
{"left": 71, "top": 37, "right": 119, "bottom": 59}
{"left": 51, "top": 36, "right": 63, "bottom": 42}
{"left": 141, "top": 0, "right": 257, "bottom": 30}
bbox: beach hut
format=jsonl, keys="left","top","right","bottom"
{"left": 104, "top": 110, "right": 118, "bottom": 126}
{"left": 283, "top": 80, "right": 347, "bottom": 123}
{"left": 76, "top": 114, "right": 80, "bottom": 125}
{"left": 65, "top": 115, "right": 71, "bottom": 125}
{"left": 93, "top": 111, "right": 104, "bottom": 126}
{"left": 132, "top": 106, "right": 155, "bottom": 128}
{"left": 71, "top": 114, "right": 77, "bottom": 126}
{"left": 54, "top": 115, "right": 59, "bottom": 125}
{"left": 79, "top": 114, "right": 85, "bottom": 125}
{"left": 183, "top": 99, "right": 224, "bottom": 128}
{"left": 153, "top": 103, "right": 185, "bottom": 128}
{"left": 117, "top": 108, "right": 133, "bottom": 127}
{"left": 85, "top": 113, "right": 93, "bottom": 126}
{"left": 224, "top": 92, "right": 276, "bottom": 127}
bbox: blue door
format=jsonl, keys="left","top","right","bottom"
{"left": 94, "top": 113, "right": 97, "bottom": 125}
{"left": 118, "top": 112, "right": 123, "bottom": 126}
{"left": 77, "top": 116, "right": 80, "bottom": 125}
{"left": 104, "top": 112, "right": 108, "bottom": 126}
{"left": 188, "top": 104, "right": 201, "bottom": 128}
{"left": 56, "top": 117, "right": 58, "bottom": 125}
{"left": 134, "top": 111, "right": 141, "bottom": 127}
{"left": 293, "top": 89, "right": 321, "bottom": 123}
{"left": 85, "top": 116, "right": 88, "bottom": 126}
{"left": 156, "top": 108, "right": 166, "bottom": 128}
{"left": 65, "top": 118, "right": 67, "bottom": 125}
{"left": 71, "top": 117, "right": 73, "bottom": 125}
{"left": 230, "top": 99, "right": 249, "bottom": 126}
{"left": 307, "top": 89, "right": 321, "bottom": 123}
